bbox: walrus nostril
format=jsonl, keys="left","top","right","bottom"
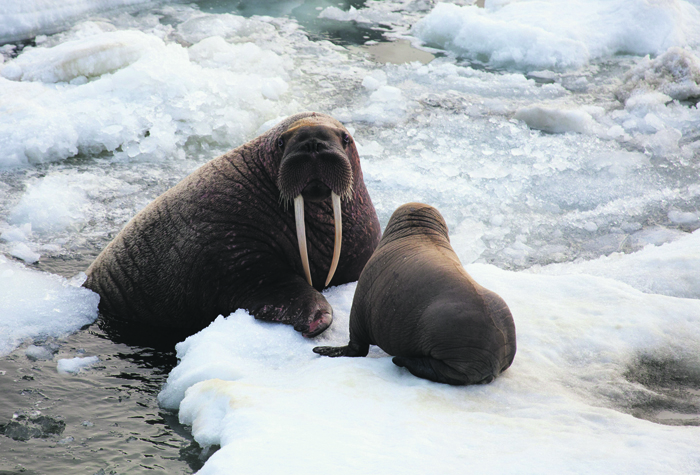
{"left": 302, "top": 140, "right": 326, "bottom": 154}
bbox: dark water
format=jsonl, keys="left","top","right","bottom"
{"left": 1, "top": 253, "right": 218, "bottom": 474}
{"left": 191, "top": 0, "right": 390, "bottom": 45}
{"left": 0, "top": 322, "right": 216, "bottom": 474}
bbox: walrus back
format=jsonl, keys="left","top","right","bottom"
{"left": 481, "top": 287, "right": 517, "bottom": 373}
{"left": 405, "top": 275, "right": 516, "bottom": 385}
{"left": 83, "top": 154, "right": 240, "bottom": 332}
{"left": 84, "top": 190, "right": 195, "bottom": 329}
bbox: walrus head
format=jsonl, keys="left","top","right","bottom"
{"left": 276, "top": 117, "right": 355, "bottom": 289}
{"left": 383, "top": 203, "right": 450, "bottom": 240}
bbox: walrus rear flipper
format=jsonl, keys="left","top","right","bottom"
{"left": 313, "top": 346, "right": 351, "bottom": 357}
{"left": 313, "top": 340, "right": 369, "bottom": 357}
{"left": 392, "top": 356, "right": 495, "bottom": 386}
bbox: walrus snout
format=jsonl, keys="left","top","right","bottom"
{"left": 277, "top": 150, "right": 353, "bottom": 200}
{"left": 277, "top": 122, "right": 354, "bottom": 201}
{"left": 300, "top": 137, "right": 327, "bottom": 154}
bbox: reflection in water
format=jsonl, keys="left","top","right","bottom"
{"left": 0, "top": 326, "right": 216, "bottom": 473}
{"left": 350, "top": 39, "right": 434, "bottom": 65}
{"left": 192, "top": 0, "right": 389, "bottom": 45}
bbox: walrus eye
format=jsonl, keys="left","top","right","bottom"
{"left": 342, "top": 133, "right": 351, "bottom": 144}
{"left": 278, "top": 138, "right": 284, "bottom": 148}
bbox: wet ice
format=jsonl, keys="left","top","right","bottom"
{"left": 413, "top": 0, "right": 700, "bottom": 71}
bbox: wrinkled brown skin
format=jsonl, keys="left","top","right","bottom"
{"left": 314, "top": 203, "right": 516, "bottom": 385}
{"left": 84, "top": 112, "right": 381, "bottom": 341}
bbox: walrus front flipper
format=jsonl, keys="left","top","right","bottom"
{"left": 313, "top": 340, "right": 369, "bottom": 357}
{"left": 392, "top": 356, "right": 494, "bottom": 386}
{"left": 241, "top": 273, "right": 334, "bottom": 338}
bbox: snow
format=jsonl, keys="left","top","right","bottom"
{"left": 0, "top": 17, "right": 293, "bottom": 167}
{"left": 319, "top": 5, "right": 402, "bottom": 25}
{"left": 56, "top": 355, "right": 100, "bottom": 374}
{"left": 8, "top": 173, "right": 103, "bottom": 233}
{"left": 669, "top": 209, "right": 700, "bottom": 224}
{"left": 8, "top": 242, "right": 41, "bottom": 263}
{"left": 0, "top": 223, "right": 33, "bottom": 243}
{"left": 530, "top": 228, "right": 700, "bottom": 299}
{"left": 25, "top": 344, "right": 56, "bottom": 361}
{"left": 0, "top": 0, "right": 167, "bottom": 44}
{"left": 616, "top": 47, "right": 700, "bottom": 103}
{"left": 0, "top": 256, "right": 99, "bottom": 356}
{"left": 1, "top": 0, "right": 700, "bottom": 473}
{"left": 1, "top": 30, "right": 166, "bottom": 83}
{"left": 159, "top": 266, "right": 700, "bottom": 474}
{"left": 412, "top": 0, "right": 700, "bottom": 71}
{"left": 513, "top": 105, "right": 596, "bottom": 134}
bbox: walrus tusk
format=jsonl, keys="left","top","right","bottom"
{"left": 294, "top": 195, "right": 313, "bottom": 287}
{"left": 294, "top": 192, "right": 343, "bottom": 288}
{"left": 325, "top": 192, "right": 342, "bottom": 287}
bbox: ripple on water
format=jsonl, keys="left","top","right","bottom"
{"left": 0, "top": 326, "right": 216, "bottom": 474}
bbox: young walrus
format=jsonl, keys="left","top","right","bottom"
{"left": 314, "top": 203, "right": 516, "bottom": 385}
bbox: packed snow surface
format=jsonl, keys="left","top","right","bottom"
{"left": 1, "top": 30, "right": 166, "bottom": 83}
{"left": 531, "top": 228, "right": 700, "bottom": 299}
{"left": 24, "top": 344, "right": 56, "bottom": 361}
{"left": 0, "top": 16, "right": 293, "bottom": 167}
{"left": 159, "top": 261, "right": 700, "bottom": 474}
{"left": 1, "top": 0, "right": 700, "bottom": 473}
{"left": 513, "top": 105, "right": 597, "bottom": 134}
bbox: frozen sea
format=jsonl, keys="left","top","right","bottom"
{"left": 1, "top": 0, "right": 700, "bottom": 473}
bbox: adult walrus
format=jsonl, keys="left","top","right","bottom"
{"left": 314, "top": 203, "right": 516, "bottom": 385}
{"left": 84, "top": 112, "right": 381, "bottom": 340}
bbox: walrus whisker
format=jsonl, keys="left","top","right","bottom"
{"left": 278, "top": 194, "right": 293, "bottom": 211}
{"left": 325, "top": 192, "right": 342, "bottom": 287}
{"left": 294, "top": 195, "right": 313, "bottom": 286}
